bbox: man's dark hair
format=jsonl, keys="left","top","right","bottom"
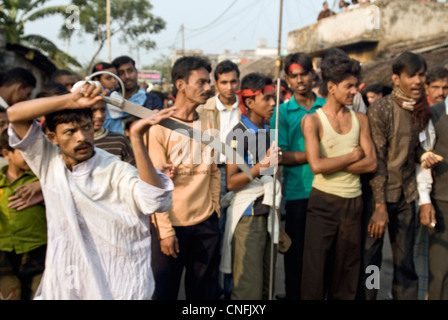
{"left": 45, "top": 108, "right": 93, "bottom": 132}
{"left": 365, "top": 83, "right": 384, "bottom": 95}
{"left": 319, "top": 48, "right": 351, "bottom": 97}
{"left": 392, "top": 51, "right": 427, "bottom": 77}
{"left": 51, "top": 69, "right": 73, "bottom": 82}
{"left": 0, "top": 67, "right": 36, "bottom": 88}
{"left": 284, "top": 52, "right": 313, "bottom": 75}
{"left": 171, "top": 56, "right": 212, "bottom": 96}
{"left": 112, "top": 56, "right": 136, "bottom": 69}
{"left": 426, "top": 65, "right": 448, "bottom": 85}
{"left": 240, "top": 72, "right": 272, "bottom": 108}
{"left": 0, "top": 129, "right": 13, "bottom": 151}
{"left": 214, "top": 60, "right": 240, "bottom": 81}
{"left": 320, "top": 53, "right": 361, "bottom": 89}
{"left": 36, "top": 82, "right": 69, "bottom": 98}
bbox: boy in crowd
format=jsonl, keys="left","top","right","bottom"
{"left": 301, "top": 52, "right": 377, "bottom": 299}
{"left": 221, "top": 73, "right": 282, "bottom": 300}
{"left": 0, "top": 130, "right": 46, "bottom": 300}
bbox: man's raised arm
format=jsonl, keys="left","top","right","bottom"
{"left": 7, "top": 83, "right": 104, "bottom": 139}
{"left": 128, "top": 107, "right": 177, "bottom": 188}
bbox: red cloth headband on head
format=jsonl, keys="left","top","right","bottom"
{"left": 95, "top": 64, "right": 103, "bottom": 71}
{"left": 288, "top": 63, "right": 304, "bottom": 73}
{"left": 263, "top": 84, "right": 274, "bottom": 94}
{"left": 237, "top": 85, "right": 275, "bottom": 98}
{"left": 237, "top": 89, "right": 262, "bottom": 97}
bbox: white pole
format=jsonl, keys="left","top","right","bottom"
{"left": 269, "top": 0, "right": 283, "bottom": 301}
{"left": 106, "top": 0, "right": 111, "bottom": 63}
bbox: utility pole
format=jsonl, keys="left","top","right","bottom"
{"left": 106, "top": 0, "right": 111, "bottom": 63}
{"left": 269, "top": 0, "right": 283, "bottom": 301}
{"left": 181, "top": 24, "right": 185, "bottom": 56}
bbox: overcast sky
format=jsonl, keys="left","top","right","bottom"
{"left": 25, "top": 0, "right": 321, "bottom": 68}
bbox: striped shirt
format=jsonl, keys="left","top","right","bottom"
{"left": 94, "top": 128, "right": 135, "bottom": 166}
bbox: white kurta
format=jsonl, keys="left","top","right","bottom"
{"left": 8, "top": 121, "right": 174, "bottom": 300}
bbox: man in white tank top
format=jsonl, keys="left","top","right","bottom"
{"left": 301, "top": 52, "right": 377, "bottom": 299}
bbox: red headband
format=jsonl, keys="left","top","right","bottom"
{"left": 237, "top": 85, "right": 274, "bottom": 98}
{"left": 288, "top": 63, "right": 304, "bottom": 73}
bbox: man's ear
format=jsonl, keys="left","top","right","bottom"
{"left": 1, "top": 148, "right": 10, "bottom": 159}
{"left": 327, "top": 81, "right": 336, "bottom": 96}
{"left": 46, "top": 131, "right": 58, "bottom": 145}
{"left": 10, "top": 83, "right": 22, "bottom": 98}
{"left": 392, "top": 74, "right": 400, "bottom": 87}
{"left": 245, "top": 97, "right": 255, "bottom": 110}
{"left": 175, "top": 79, "right": 185, "bottom": 93}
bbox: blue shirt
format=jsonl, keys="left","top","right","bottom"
{"left": 227, "top": 115, "right": 271, "bottom": 216}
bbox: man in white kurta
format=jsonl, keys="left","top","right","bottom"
{"left": 7, "top": 83, "right": 175, "bottom": 300}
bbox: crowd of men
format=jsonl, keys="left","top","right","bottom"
{"left": 0, "top": 47, "right": 447, "bottom": 300}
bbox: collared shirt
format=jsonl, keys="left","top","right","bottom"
{"left": 0, "top": 96, "right": 9, "bottom": 109}
{"left": 270, "top": 94, "right": 326, "bottom": 200}
{"left": 227, "top": 115, "right": 271, "bottom": 216}
{"left": 0, "top": 166, "right": 46, "bottom": 254}
{"left": 8, "top": 121, "right": 174, "bottom": 299}
{"left": 148, "top": 113, "right": 221, "bottom": 240}
{"left": 367, "top": 94, "right": 420, "bottom": 204}
{"left": 216, "top": 94, "right": 240, "bottom": 163}
{"left": 417, "top": 96, "right": 448, "bottom": 204}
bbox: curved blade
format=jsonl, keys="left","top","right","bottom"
{"left": 102, "top": 95, "right": 253, "bottom": 180}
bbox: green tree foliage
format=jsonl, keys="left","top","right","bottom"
{"left": 62, "top": 0, "right": 166, "bottom": 76}
{"left": 0, "top": 0, "right": 81, "bottom": 69}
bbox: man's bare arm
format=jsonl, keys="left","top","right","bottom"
{"left": 344, "top": 114, "right": 377, "bottom": 174}
{"left": 128, "top": 107, "right": 177, "bottom": 188}
{"left": 302, "top": 114, "right": 363, "bottom": 175}
{"left": 7, "top": 84, "right": 104, "bottom": 139}
{"left": 280, "top": 150, "right": 307, "bottom": 166}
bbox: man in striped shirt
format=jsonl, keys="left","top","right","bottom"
{"left": 91, "top": 100, "right": 135, "bottom": 166}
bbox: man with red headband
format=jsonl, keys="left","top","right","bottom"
{"left": 270, "top": 52, "right": 326, "bottom": 300}
{"left": 221, "top": 72, "right": 282, "bottom": 300}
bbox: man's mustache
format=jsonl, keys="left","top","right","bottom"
{"left": 74, "top": 142, "right": 93, "bottom": 151}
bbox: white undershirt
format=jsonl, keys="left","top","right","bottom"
{"left": 216, "top": 94, "right": 239, "bottom": 163}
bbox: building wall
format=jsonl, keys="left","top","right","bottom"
{"left": 287, "top": 0, "right": 448, "bottom": 62}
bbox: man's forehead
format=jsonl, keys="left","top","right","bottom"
{"left": 288, "top": 65, "right": 310, "bottom": 76}
{"left": 429, "top": 78, "right": 448, "bottom": 86}
{"left": 118, "top": 61, "right": 136, "bottom": 71}
{"left": 399, "top": 67, "right": 426, "bottom": 78}
{"left": 216, "top": 71, "right": 239, "bottom": 82}
{"left": 58, "top": 74, "right": 75, "bottom": 81}
{"left": 92, "top": 101, "right": 106, "bottom": 110}
{"left": 57, "top": 117, "right": 92, "bottom": 128}
{"left": 189, "top": 68, "right": 210, "bottom": 81}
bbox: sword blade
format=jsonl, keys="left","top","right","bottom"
{"left": 102, "top": 96, "right": 253, "bottom": 179}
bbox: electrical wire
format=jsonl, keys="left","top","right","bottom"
{"left": 185, "top": 0, "right": 239, "bottom": 32}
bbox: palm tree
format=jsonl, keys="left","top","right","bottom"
{"left": 0, "top": 0, "right": 81, "bottom": 69}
